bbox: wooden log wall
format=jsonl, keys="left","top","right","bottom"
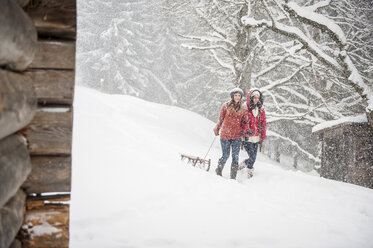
{"left": 0, "top": 0, "right": 37, "bottom": 247}
{"left": 317, "top": 122, "right": 373, "bottom": 188}
{"left": 0, "top": 0, "right": 76, "bottom": 247}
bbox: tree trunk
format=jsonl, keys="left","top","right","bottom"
{"left": 236, "top": 3, "right": 252, "bottom": 96}
{"left": 368, "top": 111, "right": 373, "bottom": 130}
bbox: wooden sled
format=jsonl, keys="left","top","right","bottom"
{"left": 180, "top": 154, "right": 211, "bottom": 171}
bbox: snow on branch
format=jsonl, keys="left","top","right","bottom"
{"left": 267, "top": 103, "right": 326, "bottom": 125}
{"left": 242, "top": 1, "right": 373, "bottom": 117}
{"left": 241, "top": 16, "right": 342, "bottom": 72}
{"left": 267, "top": 130, "right": 320, "bottom": 163}
{"left": 304, "top": 0, "right": 331, "bottom": 12}
{"left": 312, "top": 114, "right": 367, "bottom": 133}
{"left": 209, "top": 49, "right": 236, "bottom": 73}
{"left": 284, "top": 2, "right": 347, "bottom": 47}
{"left": 265, "top": 90, "right": 284, "bottom": 113}
{"left": 145, "top": 70, "right": 177, "bottom": 104}
{"left": 340, "top": 52, "right": 373, "bottom": 112}
{"left": 194, "top": 8, "right": 230, "bottom": 41}
{"left": 253, "top": 54, "right": 290, "bottom": 80}
{"left": 261, "top": 62, "right": 311, "bottom": 91}
{"left": 176, "top": 32, "right": 228, "bottom": 45}
{"left": 181, "top": 43, "right": 231, "bottom": 53}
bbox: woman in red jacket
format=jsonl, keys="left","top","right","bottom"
{"left": 213, "top": 88, "right": 248, "bottom": 179}
{"left": 240, "top": 89, "right": 266, "bottom": 177}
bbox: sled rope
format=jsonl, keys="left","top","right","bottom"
{"left": 203, "top": 135, "right": 217, "bottom": 161}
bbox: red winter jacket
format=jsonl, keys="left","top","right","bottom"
{"left": 244, "top": 90, "right": 266, "bottom": 141}
{"left": 215, "top": 100, "right": 248, "bottom": 140}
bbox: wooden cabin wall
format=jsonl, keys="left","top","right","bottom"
{"left": 0, "top": 0, "right": 76, "bottom": 247}
{"left": 318, "top": 123, "right": 373, "bottom": 189}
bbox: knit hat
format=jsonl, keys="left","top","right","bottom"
{"left": 230, "top": 87, "right": 244, "bottom": 99}
{"left": 248, "top": 89, "right": 264, "bottom": 110}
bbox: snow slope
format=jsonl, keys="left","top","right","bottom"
{"left": 71, "top": 86, "right": 373, "bottom": 248}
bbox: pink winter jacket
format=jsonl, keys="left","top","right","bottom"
{"left": 244, "top": 90, "right": 267, "bottom": 141}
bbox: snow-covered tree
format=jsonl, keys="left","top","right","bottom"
{"left": 166, "top": 0, "right": 373, "bottom": 169}
{"left": 78, "top": 0, "right": 182, "bottom": 104}
{"left": 77, "top": 0, "right": 234, "bottom": 118}
{"left": 77, "top": 0, "right": 372, "bottom": 170}
{"left": 241, "top": 0, "right": 373, "bottom": 128}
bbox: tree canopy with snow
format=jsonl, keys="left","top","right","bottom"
{"left": 163, "top": 0, "right": 373, "bottom": 167}
{"left": 77, "top": 0, "right": 373, "bottom": 170}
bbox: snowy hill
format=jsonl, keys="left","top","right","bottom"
{"left": 70, "top": 86, "right": 373, "bottom": 248}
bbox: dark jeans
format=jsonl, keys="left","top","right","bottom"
{"left": 219, "top": 138, "right": 241, "bottom": 165}
{"left": 242, "top": 141, "right": 258, "bottom": 169}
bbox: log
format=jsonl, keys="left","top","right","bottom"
{"left": 0, "top": 0, "right": 37, "bottom": 71}
{"left": 21, "top": 111, "right": 73, "bottom": 155}
{"left": 19, "top": 197, "right": 69, "bottom": 248}
{"left": 29, "top": 40, "right": 76, "bottom": 69}
{"left": 0, "top": 190, "right": 27, "bottom": 248}
{"left": 25, "top": 0, "right": 76, "bottom": 39}
{"left": 9, "top": 239, "right": 22, "bottom": 248}
{"left": 0, "top": 134, "right": 31, "bottom": 208}
{"left": 23, "top": 156, "right": 71, "bottom": 194}
{"left": 0, "top": 69, "right": 37, "bottom": 140}
{"left": 26, "top": 194, "right": 70, "bottom": 209}
{"left": 23, "top": 69, "right": 75, "bottom": 105}
{"left": 16, "top": 0, "right": 30, "bottom": 7}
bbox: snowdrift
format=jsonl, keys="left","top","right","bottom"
{"left": 71, "top": 86, "right": 373, "bottom": 248}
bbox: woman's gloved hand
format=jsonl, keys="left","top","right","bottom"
{"left": 246, "top": 129, "right": 253, "bottom": 135}
{"left": 213, "top": 126, "right": 220, "bottom": 136}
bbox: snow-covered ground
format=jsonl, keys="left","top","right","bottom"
{"left": 70, "top": 86, "right": 373, "bottom": 248}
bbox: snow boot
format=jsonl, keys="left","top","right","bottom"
{"left": 247, "top": 168, "right": 254, "bottom": 178}
{"left": 238, "top": 160, "right": 247, "bottom": 170}
{"left": 230, "top": 163, "right": 239, "bottom": 179}
{"left": 215, "top": 163, "right": 225, "bottom": 176}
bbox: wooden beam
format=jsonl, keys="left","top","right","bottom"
{"left": 20, "top": 196, "right": 69, "bottom": 248}
{"left": 9, "top": 239, "right": 22, "bottom": 248}
{"left": 0, "top": 190, "right": 27, "bottom": 248}
{"left": 0, "top": 69, "right": 37, "bottom": 140}
{"left": 0, "top": 134, "right": 31, "bottom": 208}
{"left": 17, "top": 0, "right": 30, "bottom": 7}
{"left": 0, "top": 0, "right": 37, "bottom": 71}
{"left": 26, "top": 194, "right": 70, "bottom": 209}
{"left": 23, "top": 156, "right": 71, "bottom": 194}
{"left": 21, "top": 111, "right": 73, "bottom": 155}
{"left": 23, "top": 69, "right": 75, "bottom": 105}
{"left": 25, "top": 0, "right": 76, "bottom": 40}
{"left": 29, "top": 40, "right": 75, "bottom": 69}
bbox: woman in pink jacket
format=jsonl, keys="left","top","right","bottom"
{"left": 241, "top": 89, "right": 267, "bottom": 177}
